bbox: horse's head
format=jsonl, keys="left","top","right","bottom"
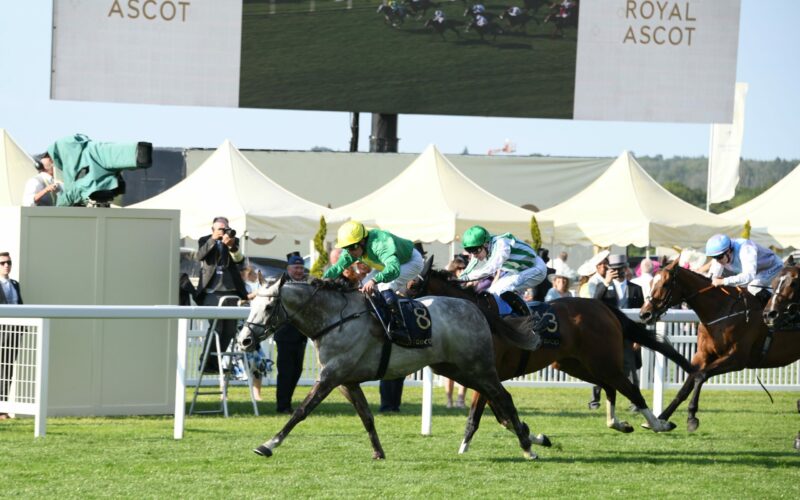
{"left": 763, "top": 266, "right": 800, "bottom": 327}
{"left": 640, "top": 259, "right": 684, "bottom": 324}
{"left": 237, "top": 274, "right": 285, "bottom": 351}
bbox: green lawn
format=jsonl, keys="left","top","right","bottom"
{"left": 1, "top": 386, "right": 798, "bottom": 498}
{"left": 239, "top": 0, "right": 577, "bottom": 117}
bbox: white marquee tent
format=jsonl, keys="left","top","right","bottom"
{"left": 132, "top": 140, "right": 344, "bottom": 245}
{"left": 722, "top": 163, "right": 800, "bottom": 249}
{"left": 332, "top": 144, "right": 553, "bottom": 245}
{"left": 0, "top": 129, "right": 36, "bottom": 206}
{"left": 538, "top": 151, "right": 743, "bottom": 248}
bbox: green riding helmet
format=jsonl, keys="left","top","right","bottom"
{"left": 462, "top": 225, "right": 492, "bottom": 249}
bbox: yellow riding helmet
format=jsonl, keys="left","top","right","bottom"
{"left": 336, "top": 221, "right": 368, "bottom": 248}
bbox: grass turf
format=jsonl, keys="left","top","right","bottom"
{"left": 1, "top": 386, "right": 798, "bottom": 498}
{"left": 239, "top": 0, "right": 576, "bottom": 118}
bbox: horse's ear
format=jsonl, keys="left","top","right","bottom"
{"left": 279, "top": 272, "right": 288, "bottom": 287}
{"left": 422, "top": 255, "right": 434, "bottom": 277}
{"left": 257, "top": 270, "right": 266, "bottom": 285}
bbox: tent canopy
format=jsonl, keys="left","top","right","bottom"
{"left": 538, "top": 151, "right": 743, "bottom": 248}
{"left": 332, "top": 144, "right": 553, "bottom": 245}
{"left": 0, "top": 129, "right": 36, "bottom": 206}
{"left": 132, "top": 140, "right": 343, "bottom": 241}
{"left": 723, "top": 163, "right": 800, "bottom": 248}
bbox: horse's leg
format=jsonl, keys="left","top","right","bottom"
{"left": 658, "top": 369, "right": 702, "bottom": 421}
{"left": 685, "top": 373, "right": 708, "bottom": 432}
{"left": 467, "top": 377, "right": 537, "bottom": 460}
{"left": 459, "top": 390, "right": 488, "bottom": 454}
{"left": 253, "top": 379, "right": 336, "bottom": 458}
{"left": 603, "top": 387, "right": 633, "bottom": 433}
{"left": 338, "top": 384, "right": 386, "bottom": 460}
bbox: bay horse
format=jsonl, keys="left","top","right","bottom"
{"left": 407, "top": 263, "right": 687, "bottom": 453}
{"left": 237, "top": 275, "right": 543, "bottom": 460}
{"left": 763, "top": 265, "right": 800, "bottom": 328}
{"left": 424, "top": 18, "right": 464, "bottom": 40}
{"left": 499, "top": 8, "right": 535, "bottom": 31}
{"left": 640, "top": 260, "right": 800, "bottom": 432}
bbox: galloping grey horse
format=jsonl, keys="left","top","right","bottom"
{"left": 237, "top": 275, "right": 545, "bottom": 460}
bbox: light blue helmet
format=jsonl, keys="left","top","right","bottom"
{"left": 705, "top": 234, "right": 731, "bottom": 257}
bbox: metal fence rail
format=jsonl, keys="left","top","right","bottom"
{"left": 1, "top": 305, "right": 798, "bottom": 439}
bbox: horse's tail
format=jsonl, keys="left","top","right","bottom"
{"left": 606, "top": 305, "right": 696, "bottom": 374}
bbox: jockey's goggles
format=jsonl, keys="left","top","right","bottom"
{"left": 465, "top": 246, "right": 483, "bottom": 255}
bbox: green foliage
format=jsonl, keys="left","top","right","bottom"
{"left": 530, "top": 215, "right": 542, "bottom": 251}
{"left": 310, "top": 216, "right": 328, "bottom": 278}
{"left": 1, "top": 387, "right": 797, "bottom": 497}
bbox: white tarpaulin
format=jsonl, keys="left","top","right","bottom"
{"left": 332, "top": 145, "right": 553, "bottom": 245}
{"left": 131, "top": 140, "right": 343, "bottom": 241}
{"left": 538, "top": 151, "right": 743, "bottom": 248}
{"left": 722, "top": 163, "right": 800, "bottom": 249}
{"left": 0, "top": 129, "right": 36, "bottom": 207}
{"left": 707, "top": 82, "right": 748, "bottom": 204}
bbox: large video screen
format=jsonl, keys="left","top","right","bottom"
{"left": 50, "top": 0, "right": 741, "bottom": 123}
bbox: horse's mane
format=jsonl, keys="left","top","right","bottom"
{"left": 308, "top": 278, "right": 360, "bottom": 293}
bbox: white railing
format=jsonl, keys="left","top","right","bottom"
{"left": 2, "top": 305, "right": 798, "bottom": 438}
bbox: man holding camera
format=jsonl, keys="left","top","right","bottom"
{"left": 196, "top": 216, "right": 248, "bottom": 372}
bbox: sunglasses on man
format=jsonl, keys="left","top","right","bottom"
{"left": 0, "top": 260, "right": 11, "bottom": 266}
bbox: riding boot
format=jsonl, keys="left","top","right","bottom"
{"left": 382, "top": 290, "right": 412, "bottom": 347}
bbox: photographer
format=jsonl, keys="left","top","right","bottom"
{"left": 196, "top": 216, "right": 248, "bottom": 372}
{"left": 23, "top": 152, "right": 63, "bottom": 206}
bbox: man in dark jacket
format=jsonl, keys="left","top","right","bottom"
{"left": 196, "top": 217, "right": 248, "bottom": 372}
{"left": 273, "top": 252, "right": 309, "bottom": 414}
{"left": 0, "top": 252, "right": 23, "bottom": 419}
{"left": 588, "top": 254, "right": 645, "bottom": 410}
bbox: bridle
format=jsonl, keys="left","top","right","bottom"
{"left": 243, "top": 282, "right": 370, "bottom": 346}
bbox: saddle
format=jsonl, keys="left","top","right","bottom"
{"left": 366, "top": 290, "right": 433, "bottom": 349}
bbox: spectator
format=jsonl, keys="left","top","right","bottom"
{"left": 587, "top": 254, "right": 645, "bottom": 411}
{"left": 0, "top": 252, "right": 22, "bottom": 420}
{"left": 196, "top": 216, "right": 248, "bottom": 373}
{"left": 22, "top": 152, "right": 62, "bottom": 206}
{"left": 273, "top": 252, "right": 309, "bottom": 413}
{"left": 234, "top": 265, "right": 270, "bottom": 401}
{"left": 576, "top": 249, "right": 609, "bottom": 299}
{"left": 545, "top": 264, "right": 574, "bottom": 301}
{"left": 631, "top": 258, "right": 657, "bottom": 299}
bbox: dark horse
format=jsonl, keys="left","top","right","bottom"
{"left": 404, "top": 0, "right": 437, "bottom": 18}
{"left": 499, "top": 8, "right": 535, "bottom": 31}
{"left": 377, "top": 4, "right": 407, "bottom": 27}
{"left": 544, "top": 1, "right": 578, "bottom": 37}
{"left": 237, "top": 275, "right": 543, "bottom": 460}
{"left": 424, "top": 18, "right": 464, "bottom": 40}
{"left": 640, "top": 260, "right": 800, "bottom": 432}
{"left": 407, "top": 264, "right": 690, "bottom": 452}
{"left": 466, "top": 16, "right": 504, "bottom": 41}
{"left": 764, "top": 265, "right": 800, "bottom": 328}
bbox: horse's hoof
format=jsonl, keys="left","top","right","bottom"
{"left": 536, "top": 433, "right": 552, "bottom": 447}
{"left": 612, "top": 421, "right": 634, "bottom": 433}
{"left": 253, "top": 445, "right": 273, "bottom": 458}
{"left": 640, "top": 421, "right": 651, "bottom": 430}
{"left": 373, "top": 451, "right": 386, "bottom": 460}
{"left": 523, "top": 449, "right": 539, "bottom": 460}
{"left": 687, "top": 418, "right": 699, "bottom": 433}
{"left": 665, "top": 420, "right": 677, "bottom": 432}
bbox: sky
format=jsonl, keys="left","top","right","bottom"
{"left": 1, "top": 1, "right": 798, "bottom": 161}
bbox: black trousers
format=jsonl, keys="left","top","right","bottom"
{"left": 200, "top": 292, "right": 239, "bottom": 371}
{"left": 276, "top": 339, "right": 307, "bottom": 412}
{"left": 379, "top": 378, "right": 405, "bottom": 412}
{"left": 1, "top": 330, "right": 21, "bottom": 402}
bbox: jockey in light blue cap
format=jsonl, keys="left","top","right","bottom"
{"left": 705, "top": 233, "right": 784, "bottom": 304}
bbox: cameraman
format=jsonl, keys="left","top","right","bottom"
{"left": 196, "top": 216, "right": 248, "bottom": 371}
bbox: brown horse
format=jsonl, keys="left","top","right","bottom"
{"left": 407, "top": 263, "right": 691, "bottom": 453}
{"left": 763, "top": 265, "right": 800, "bottom": 328}
{"left": 640, "top": 260, "right": 800, "bottom": 432}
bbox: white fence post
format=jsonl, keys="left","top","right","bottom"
{"left": 421, "top": 366, "right": 433, "bottom": 435}
{"left": 174, "top": 318, "right": 189, "bottom": 440}
{"left": 652, "top": 352, "right": 665, "bottom": 415}
{"left": 35, "top": 319, "right": 50, "bottom": 438}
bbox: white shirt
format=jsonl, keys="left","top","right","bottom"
{"left": 22, "top": 171, "right": 62, "bottom": 207}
